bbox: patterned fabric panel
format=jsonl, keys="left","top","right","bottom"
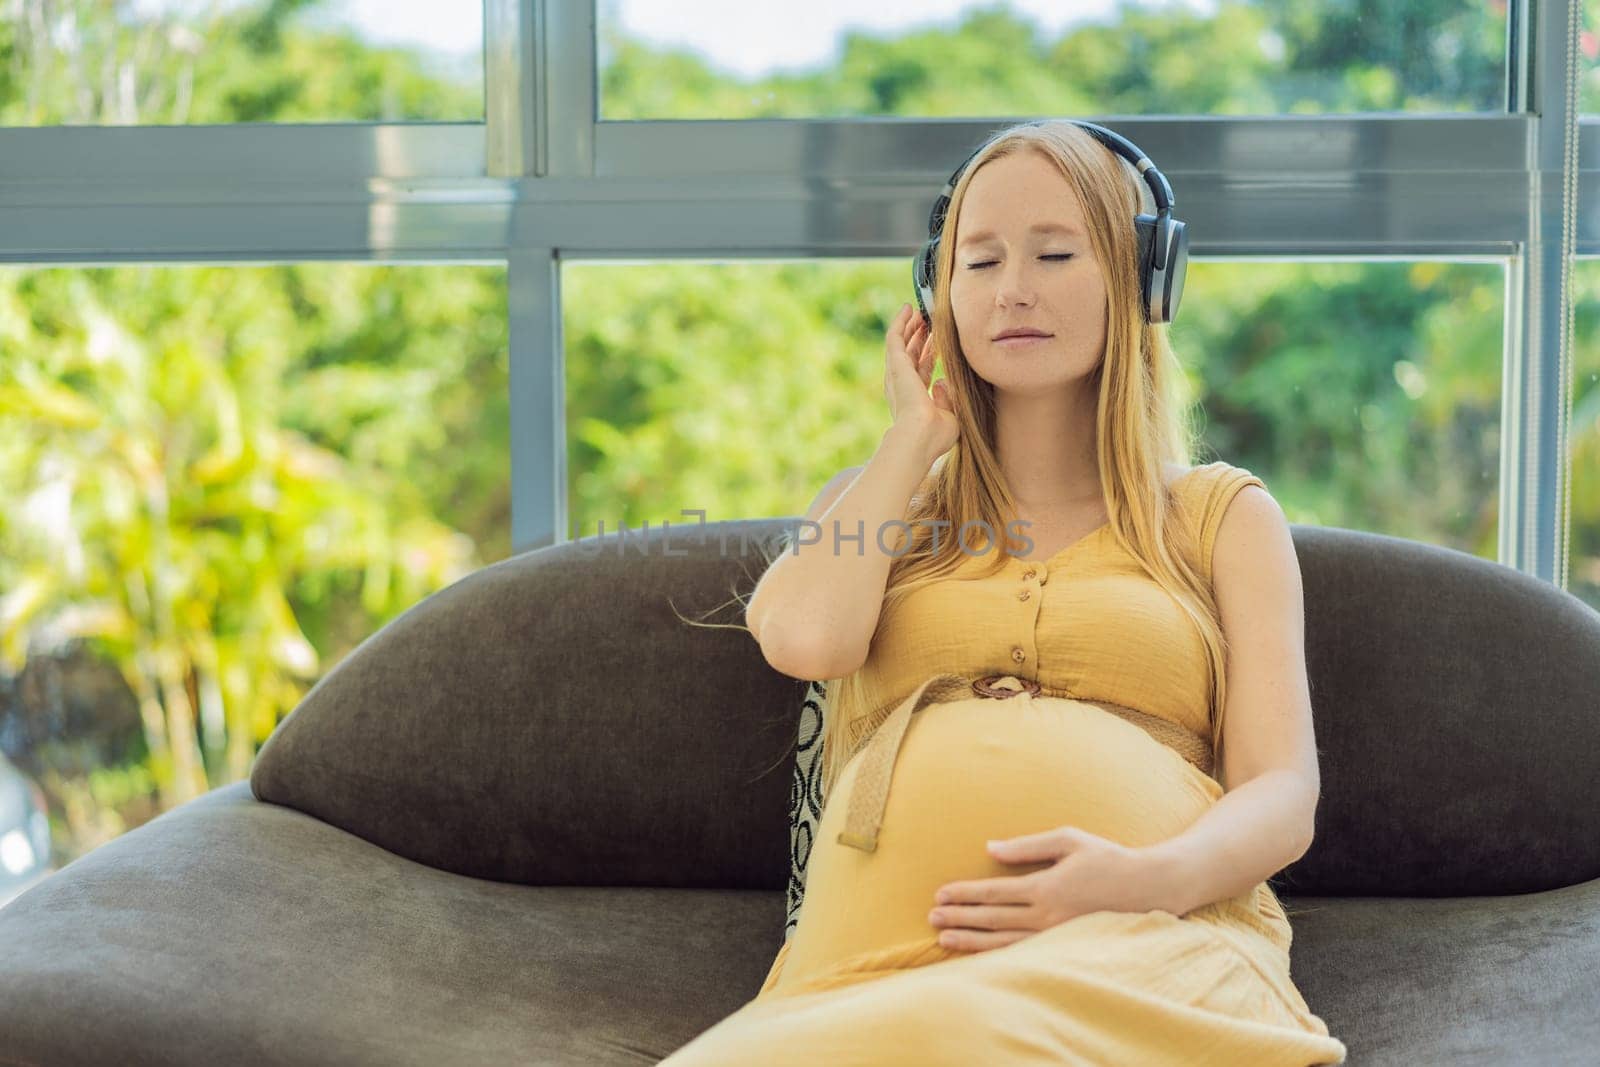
{"left": 785, "top": 679, "right": 828, "bottom": 942}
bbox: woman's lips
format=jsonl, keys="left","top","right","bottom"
{"left": 994, "top": 334, "right": 1053, "bottom": 347}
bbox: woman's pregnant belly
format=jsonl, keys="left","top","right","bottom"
{"left": 777, "top": 693, "right": 1224, "bottom": 992}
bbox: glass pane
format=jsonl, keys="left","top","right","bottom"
{"left": 1572, "top": 259, "right": 1600, "bottom": 610}
{"left": 1, "top": 0, "right": 483, "bottom": 127}
{"left": 599, "top": 0, "right": 1508, "bottom": 120}
{"left": 560, "top": 257, "right": 1503, "bottom": 556}
{"left": 1588, "top": 0, "right": 1600, "bottom": 114}
{"left": 0, "top": 262, "right": 506, "bottom": 889}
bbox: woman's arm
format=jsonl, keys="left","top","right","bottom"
{"left": 1144, "top": 484, "right": 1322, "bottom": 915}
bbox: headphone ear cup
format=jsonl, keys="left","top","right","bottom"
{"left": 1133, "top": 214, "right": 1158, "bottom": 322}
{"left": 914, "top": 237, "right": 939, "bottom": 327}
{"left": 1132, "top": 214, "right": 1189, "bottom": 325}
{"left": 928, "top": 193, "right": 952, "bottom": 239}
{"left": 1160, "top": 219, "right": 1188, "bottom": 325}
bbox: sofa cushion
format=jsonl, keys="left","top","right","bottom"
{"left": 249, "top": 519, "right": 803, "bottom": 889}
{"left": 1283, "top": 880, "right": 1600, "bottom": 1063}
{"left": 0, "top": 780, "right": 785, "bottom": 1067}
{"left": 2, "top": 780, "right": 1598, "bottom": 1066}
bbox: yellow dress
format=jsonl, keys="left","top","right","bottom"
{"left": 661, "top": 461, "right": 1348, "bottom": 1066}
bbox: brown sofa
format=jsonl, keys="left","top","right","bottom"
{"left": 1, "top": 518, "right": 1597, "bottom": 1065}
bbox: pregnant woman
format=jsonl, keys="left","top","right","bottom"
{"left": 663, "top": 119, "right": 1347, "bottom": 1066}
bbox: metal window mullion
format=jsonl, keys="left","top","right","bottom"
{"left": 509, "top": 247, "right": 568, "bottom": 556}
{"left": 1502, "top": 0, "right": 1582, "bottom": 582}
{"left": 506, "top": 0, "right": 594, "bottom": 554}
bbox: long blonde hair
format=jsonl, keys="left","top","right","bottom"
{"left": 678, "top": 119, "right": 1232, "bottom": 803}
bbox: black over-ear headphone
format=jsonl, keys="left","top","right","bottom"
{"left": 913, "top": 120, "right": 1188, "bottom": 329}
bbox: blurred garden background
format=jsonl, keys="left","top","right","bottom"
{"left": 1, "top": 0, "right": 1597, "bottom": 872}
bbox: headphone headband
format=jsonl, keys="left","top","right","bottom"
{"left": 913, "top": 119, "right": 1188, "bottom": 328}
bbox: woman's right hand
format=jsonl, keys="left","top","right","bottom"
{"left": 883, "top": 302, "right": 959, "bottom": 463}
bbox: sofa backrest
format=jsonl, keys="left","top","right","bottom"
{"left": 251, "top": 517, "right": 1600, "bottom": 896}
{"left": 1282, "top": 524, "right": 1600, "bottom": 895}
{"left": 251, "top": 519, "right": 803, "bottom": 890}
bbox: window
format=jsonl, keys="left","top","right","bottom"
{"left": 0, "top": 261, "right": 507, "bottom": 866}
{"left": 1587, "top": 0, "right": 1600, "bottom": 114}
{"left": 2, "top": 0, "right": 484, "bottom": 126}
{"left": 1571, "top": 258, "right": 1600, "bottom": 611}
{"left": 598, "top": 0, "right": 1510, "bottom": 120}
{"left": 560, "top": 257, "right": 1504, "bottom": 559}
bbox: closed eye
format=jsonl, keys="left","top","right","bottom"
{"left": 965, "top": 255, "right": 1074, "bottom": 270}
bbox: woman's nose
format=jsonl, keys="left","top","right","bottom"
{"left": 995, "top": 268, "right": 1036, "bottom": 307}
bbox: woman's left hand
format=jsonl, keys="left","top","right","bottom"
{"left": 928, "top": 827, "right": 1180, "bottom": 953}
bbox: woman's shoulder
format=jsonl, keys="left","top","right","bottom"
{"left": 1163, "top": 461, "right": 1258, "bottom": 517}
{"left": 1162, "top": 460, "right": 1224, "bottom": 490}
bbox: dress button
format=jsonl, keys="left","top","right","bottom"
{"left": 1011, "top": 646, "right": 1026, "bottom": 663}
{"left": 1017, "top": 588, "right": 1031, "bottom": 601}
{"left": 1021, "top": 568, "right": 1037, "bottom": 580}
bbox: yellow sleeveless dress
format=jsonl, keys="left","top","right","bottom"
{"left": 661, "top": 461, "right": 1348, "bottom": 1066}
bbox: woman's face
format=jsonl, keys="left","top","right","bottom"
{"left": 948, "top": 149, "right": 1109, "bottom": 390}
